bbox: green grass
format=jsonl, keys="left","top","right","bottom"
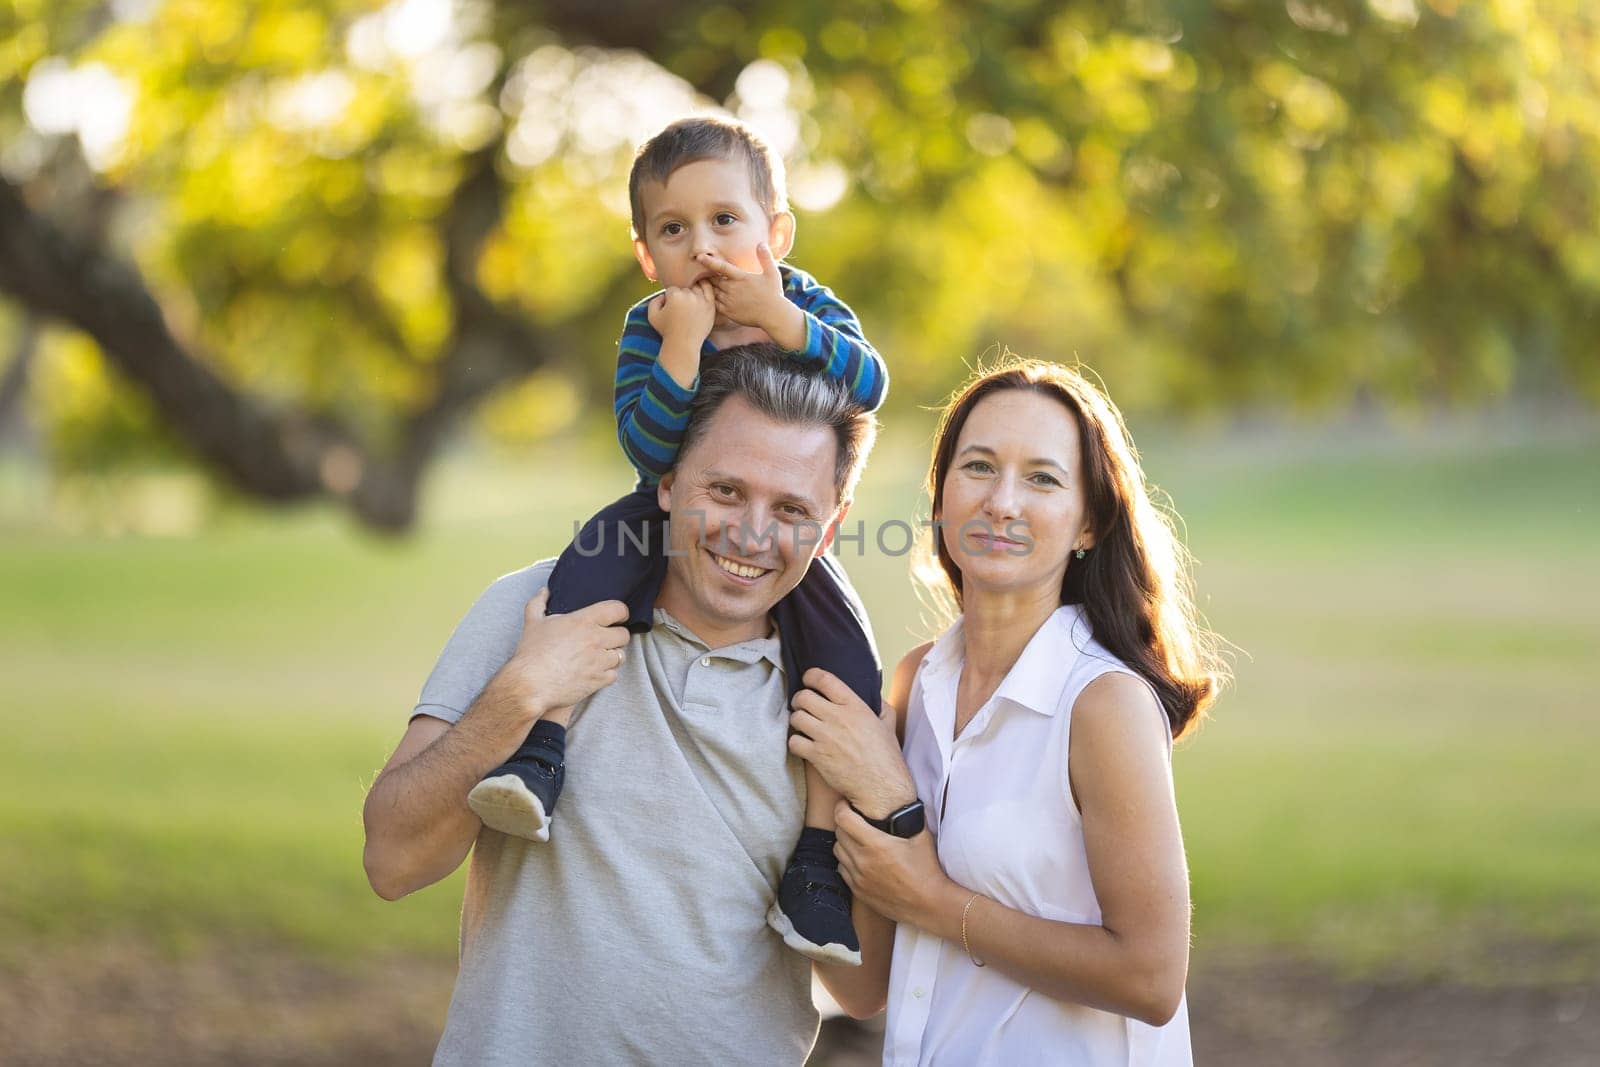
{"left": 1, "top": 417, "right": 1597, "bottom": 980}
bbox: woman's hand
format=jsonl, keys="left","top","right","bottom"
{"left": 833, "top": 803, "right": 957, "bottom": 927}
{"left": 788, "top": 667, "right": 918, "bottom": 817}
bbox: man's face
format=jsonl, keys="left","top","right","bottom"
{"left": 633, "top": 157, "right": 795, "bottom": 298}
{"left": 656, "top": 395, "right": 846, "bottom": 644}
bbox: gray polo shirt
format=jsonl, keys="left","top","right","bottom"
{"left": 413, "top": 560, "right": 817, "bottom": 1066}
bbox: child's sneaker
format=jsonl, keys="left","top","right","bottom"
{"left": 467, "top": 720, "right": 566, "bottom": 842}
{"left": 765, "top": 829, "right": 862, "bottom": 966}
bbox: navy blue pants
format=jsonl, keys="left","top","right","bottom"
{"left": 546, "top": 487, "right": 882, "bottom": 715}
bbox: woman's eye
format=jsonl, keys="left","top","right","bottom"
{"left": 962, "top": 460, "right": 994, "bottom": 474}
{"left": 711, "top": 483, "right": 736, "bottom": 497}
{"left": 1029, "top": 473, "right": 1062, "bottom": 487}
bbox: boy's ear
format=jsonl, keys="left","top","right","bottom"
{"left": 767, "top": 211, "right": 796, "bottom": 261}
{"left": 633, "top": 237, "right": 658, "bottom": 283}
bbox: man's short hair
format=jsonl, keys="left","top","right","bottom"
{"left": 679, "top": 344, "right": 877, "bottom": 507}
{"left": 628, "top": 116, "right": 788, "bottom": 240}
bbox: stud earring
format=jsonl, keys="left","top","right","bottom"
{"left": 1075, "top": 548, "right": 1086, "bottom": 559}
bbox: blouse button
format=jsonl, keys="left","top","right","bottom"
{"left": 700, "top": 656, "right": 711, "bottom": 667}
{"left": 913, "top": 987, "right": 926, "bottom": 999}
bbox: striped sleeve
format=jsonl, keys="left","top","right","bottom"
{"left": 614, "top": 297, "right": 697, "bottom": 486}
{"left": 781, "top": 266, "right": 889, "bottom": 412}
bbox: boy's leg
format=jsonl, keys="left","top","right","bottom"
{"left": 765, "top": 555, "right": 879, "bottom": 966}
{"left": 467, "top": 488, "right": 667, "bottom": 841}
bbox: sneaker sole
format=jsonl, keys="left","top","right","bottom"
{"left": 467, "top": 775, "right": 551, "bottom": 842}
{"left": 765, "top": 901, "right": 863, "bottom": 967}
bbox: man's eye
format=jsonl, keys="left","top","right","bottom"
{"left": 711, "top": 483, "right": 736, "bottom": 497}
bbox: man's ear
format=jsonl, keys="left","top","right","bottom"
{"left": 633, "top": 237, "right": 658, "bottom": 283}
{"left": 767, "top": 211, "right": 796, "bottom": 261}
{"left": 656, "top": 471, "right": 674, "bottom": 513}
{"left": 816, "top": 498, "right": 851, "bottom": 558}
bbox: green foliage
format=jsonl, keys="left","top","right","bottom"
{"left": 3, "top": 0, "right": 1598, "bottom": 479}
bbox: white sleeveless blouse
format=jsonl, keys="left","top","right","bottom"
{"left": 883, "top": 604, "right": 1193, "bottom": 1066}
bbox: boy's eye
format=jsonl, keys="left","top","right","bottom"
{"left": 661, "top": 222, "right": 684, "bottom": 237}
{"left": 715, "top": 212, "right": 737, "bottom": 225}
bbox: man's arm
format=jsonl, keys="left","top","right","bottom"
{"left": 807, "top": 644, "right": 931, "bottom": 1018}
{"left": 361, "top": 683, "right": 534, "bottom": 900}
{"left": 362, "top": 590, "right": 629, "bottom": 900}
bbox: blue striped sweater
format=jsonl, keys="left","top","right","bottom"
{"left": 613, "top": 264, "right": 887, "bottom": 486}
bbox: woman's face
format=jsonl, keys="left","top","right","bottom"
{"left": 938, "top": 389, "right": 1094, "bottom": 600}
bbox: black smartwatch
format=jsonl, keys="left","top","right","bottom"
{"left": 854, "top": 799, "right": 926, "bottom": 838}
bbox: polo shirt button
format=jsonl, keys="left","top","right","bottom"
{"left": 912, "top": 986, "right": 926, "bottom": 999}
{"left": 700, "top": 656, "right": 711, "bottom": 667}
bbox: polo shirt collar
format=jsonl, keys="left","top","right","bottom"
{"left": 654, "top": 609, "right": 785, "bottom": 672}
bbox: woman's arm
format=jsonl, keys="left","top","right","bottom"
{"left": 807, "top": 644, "right": 930, "bottom": 1019}
{"left": 834, "top": 671, "right": 1190, "bottom": 1027}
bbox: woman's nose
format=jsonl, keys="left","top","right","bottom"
{"left": 982, "top": 477, "right": 1020, "bottom": 521}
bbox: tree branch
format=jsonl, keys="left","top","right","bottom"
{"left": 0, "top": 147, "right": 556, "bottom": 531}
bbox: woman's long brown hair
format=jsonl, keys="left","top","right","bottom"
{"left": 919, "top": 357, "right": 1226, "bottom": 740}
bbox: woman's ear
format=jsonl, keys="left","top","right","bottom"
{"left": 656, "top": 471, "right": 674, "bottom": 513}
{"left": 633, "top": 237, "right": 658, "bottom": 282}
{"left": 767, "top": 211, "right": 796, "bottom": 260}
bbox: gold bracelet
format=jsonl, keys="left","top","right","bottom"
{"left": 960, "top": 891, "right": 986, "bottom": 967}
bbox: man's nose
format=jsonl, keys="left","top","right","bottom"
{"left": 729, "top": 506, "right": 777, "bottom": 555}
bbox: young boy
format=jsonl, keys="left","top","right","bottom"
{"left": 465, "top": 116, "right": 888, "bottom": 966}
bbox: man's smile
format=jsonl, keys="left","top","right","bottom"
{"left": 707, "top": 548, "right": 773, "bottom": 584}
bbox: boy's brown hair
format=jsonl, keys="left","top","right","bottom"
{"left": 628, "top": 116, "right": 789, "bottom": 240}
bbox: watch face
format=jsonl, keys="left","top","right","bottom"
{"left": 889, "top": 803, "right": 926, "bottom": 838}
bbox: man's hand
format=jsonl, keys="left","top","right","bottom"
{"left": 788, "top": 667, "right": 917, "bottom": 817}
{"left": 493, "top": 589, "right": 630, "bottom": 724}
{"left": 698, "top": 244, "right": 805, "bottom": 349}
{"left": 647, "top": 281, "right": 717, "bottom": 349}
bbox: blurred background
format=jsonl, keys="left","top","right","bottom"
{"left": 1, "top": 1, "right": 1596, "bottom": 1063}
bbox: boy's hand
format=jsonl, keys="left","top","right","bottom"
{"left": 698, "top": 244, "right": 805, "bottom": 350}
{"left": 647, "top": 281, "right": 717, "bottom": 349}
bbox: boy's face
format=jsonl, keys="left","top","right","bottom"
{"left": 633, "top": 157, "right": 795, "bottom": 298}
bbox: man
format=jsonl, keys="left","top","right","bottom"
{"left": 362, "top": 344, "right": 914, "bottom": 1064}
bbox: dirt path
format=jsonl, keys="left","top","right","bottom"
{"left": 2, "top": 941, "right": 1594, "bottom": 1065}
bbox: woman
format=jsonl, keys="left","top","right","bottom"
{"left": 791, "top": 358, "right": 1224, "bottom": 1065}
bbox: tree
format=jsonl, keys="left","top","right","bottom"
{"left": 2, "top": 0, "right": 1596, "bottom": 530}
